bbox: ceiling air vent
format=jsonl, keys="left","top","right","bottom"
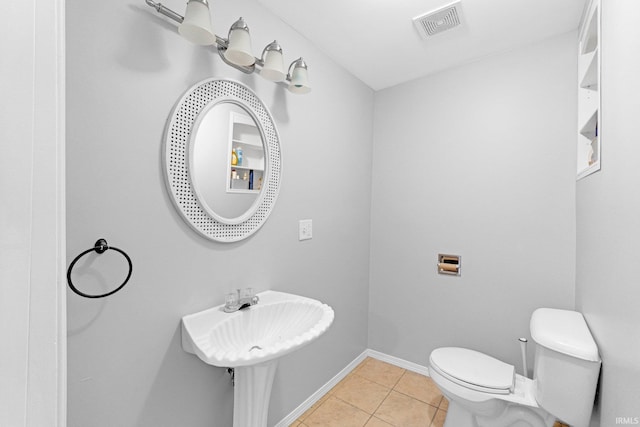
{"left": 413, "top": 1, "right": 463, "bottom": 39}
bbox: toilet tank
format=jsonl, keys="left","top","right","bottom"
{"left": 530, "top": 308, "right": 601, "bottom": 427}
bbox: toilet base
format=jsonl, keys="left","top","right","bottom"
{"left": 443, "top": 400, "right": 476, "bottom": 427}
{"left": 443, "top": 397, "right": 555, "bottom": 427}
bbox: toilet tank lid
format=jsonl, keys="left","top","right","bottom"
{"left": 530, "top": 308, "right": 600, "bottom": 362}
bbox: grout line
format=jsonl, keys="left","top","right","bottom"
{"left": 391, "top": 370, "right": 445, "bottom": 409}
{"left": 333, "top": 371, "right": 392, "bottom": 417}
{"left": 391, "top": 369, "right": 406, "bottom": 389}
{"left": 327, "top": 395, "right": 379, "bottom": 425}
{"left": 391, "top": 386, "right": 441, "bottom": 410}
{"left": 369, "top": 381, "right": 393, "bottom": 420}
{"left": 427, "top": 402, "right": 438, "bottom": 427}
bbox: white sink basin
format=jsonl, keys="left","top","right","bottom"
{"left": 181, "top": 290, "right": 334, "bottom": 368}
{"left": 181, "top": 290, "right": 334, "bottom": 426}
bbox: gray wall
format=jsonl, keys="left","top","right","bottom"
{"left": 68, "top": 0, "right": 640, "bottom": 424}
{"left": 368, "top": 32, "right": 578, "bottom": 370}
{"left": 576, "top": 1, "right": 640, "bottom": 424}
{"left": 65, "top": 0, "right": 373, "bottom": 426}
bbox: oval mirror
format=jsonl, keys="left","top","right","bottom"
{"left": 190, "top": 102, "right": 265, "bottom": 223}
{"left": 163, "top": 78, "right": 281, "bottom": 242}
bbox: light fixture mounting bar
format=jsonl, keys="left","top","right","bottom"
{"left": 145, "top": 0, "right": 276, "bottom": 79}
{"left": 145, "top": 0, "right": 183, "bottom": 24}
{"left": 144, "top": 0, "right": 309, "bottom": 92}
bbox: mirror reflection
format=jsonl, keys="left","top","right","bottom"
{"left": 191, "top": 102, "right": 265, "bottom": 220}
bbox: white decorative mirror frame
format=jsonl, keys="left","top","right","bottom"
{"left": 163, "top": 78, "right": 282, "bottom": 242}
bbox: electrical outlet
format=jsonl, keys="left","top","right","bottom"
{"left": 299, "top": 219, "right": 312, "bottom": 241}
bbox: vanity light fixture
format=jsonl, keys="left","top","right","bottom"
{"left": 144, "top": 0, "right": 311, "bottom": 94}
{"left": 260, "top": 41, "right": 286, "bottom": 82}
{"left": 178, "top": 0, "right": 215, "bottom": 45}
{"left": 288, "top": 58, "right": 311, "bottom": 94}
{"left": 225, "top": 17, "right": 254, "bottom": 67}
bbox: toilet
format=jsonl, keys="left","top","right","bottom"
{"left": 428, "top": 308, "right": 601, "bottom": 427}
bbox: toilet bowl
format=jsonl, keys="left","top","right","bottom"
{"left": 428, "top": 308, "right": 601, "bottom": 427}
{"left": 429, "top": 347, "right": 555, "bottom": 427}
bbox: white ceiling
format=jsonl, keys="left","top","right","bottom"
{"left": 256, "top": 0, "right": 588, "bottom": 91}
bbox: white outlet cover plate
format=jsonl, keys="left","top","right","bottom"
{"left": 299, "top": 219, "right": 312, "bottom": 241}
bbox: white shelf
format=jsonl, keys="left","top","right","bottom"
{"left": 230, "top": 164, "right": 264, "bottom": 172}
{"left": 579, "top": 49, "right": 598, "bottom": 90}
{"left": 577, "top": 0, "right": 600, "bottom": 180}
{"left": 577, "top": 161, "right": 600, "bottom": 180}
{"left": 579, "top": 110, "right": 598, "bottom": 140}
{"left": 228, "top": 188, "right": 260, "bottom": 194}
{"left": 226, "top": 111, "right": 266, "bottom": 192}
{"left": 232, "top": 138, "right": 262, "bottom": 148}
{"left": 580, "top": 6, "right": 598, "bottom": 54}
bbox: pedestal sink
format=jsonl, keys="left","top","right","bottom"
{"left": 181, "top": 290, "right": 335, "bottom": 427}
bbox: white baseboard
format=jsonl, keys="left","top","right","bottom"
{"left": 274, "top": 350, "right": 369, "bottom": 427}
{"left": 274, "top": 349, "right": 430, "bottom": 427}
{"left": 365, "top": 349, "right": 430, "bottom": 376}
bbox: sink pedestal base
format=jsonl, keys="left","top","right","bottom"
{"left": 233, "top": 359, "right": 279, "bottom": 427}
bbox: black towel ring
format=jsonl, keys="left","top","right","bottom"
{"left": 67, "top": 238, "right": 133, "bottom": 299}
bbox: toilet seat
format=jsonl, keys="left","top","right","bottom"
{"left": 429, "top": 347, "right": 515, "bottom": 395}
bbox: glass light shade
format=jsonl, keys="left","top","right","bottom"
{"left": 225, "top": 22, "right": 255, "bottom": 66}
{"left": 288, "top": 61, "right": 311, "bottom": 94}
{"left": 260, "top": 44, "right": 286, "bottom": 82}
{"left": 178, "top": 0, "right": 216, "bottom": 46}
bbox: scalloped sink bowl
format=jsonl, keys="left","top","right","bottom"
{"left": 181, "top": 290, "right": 334, "bottom": 368}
